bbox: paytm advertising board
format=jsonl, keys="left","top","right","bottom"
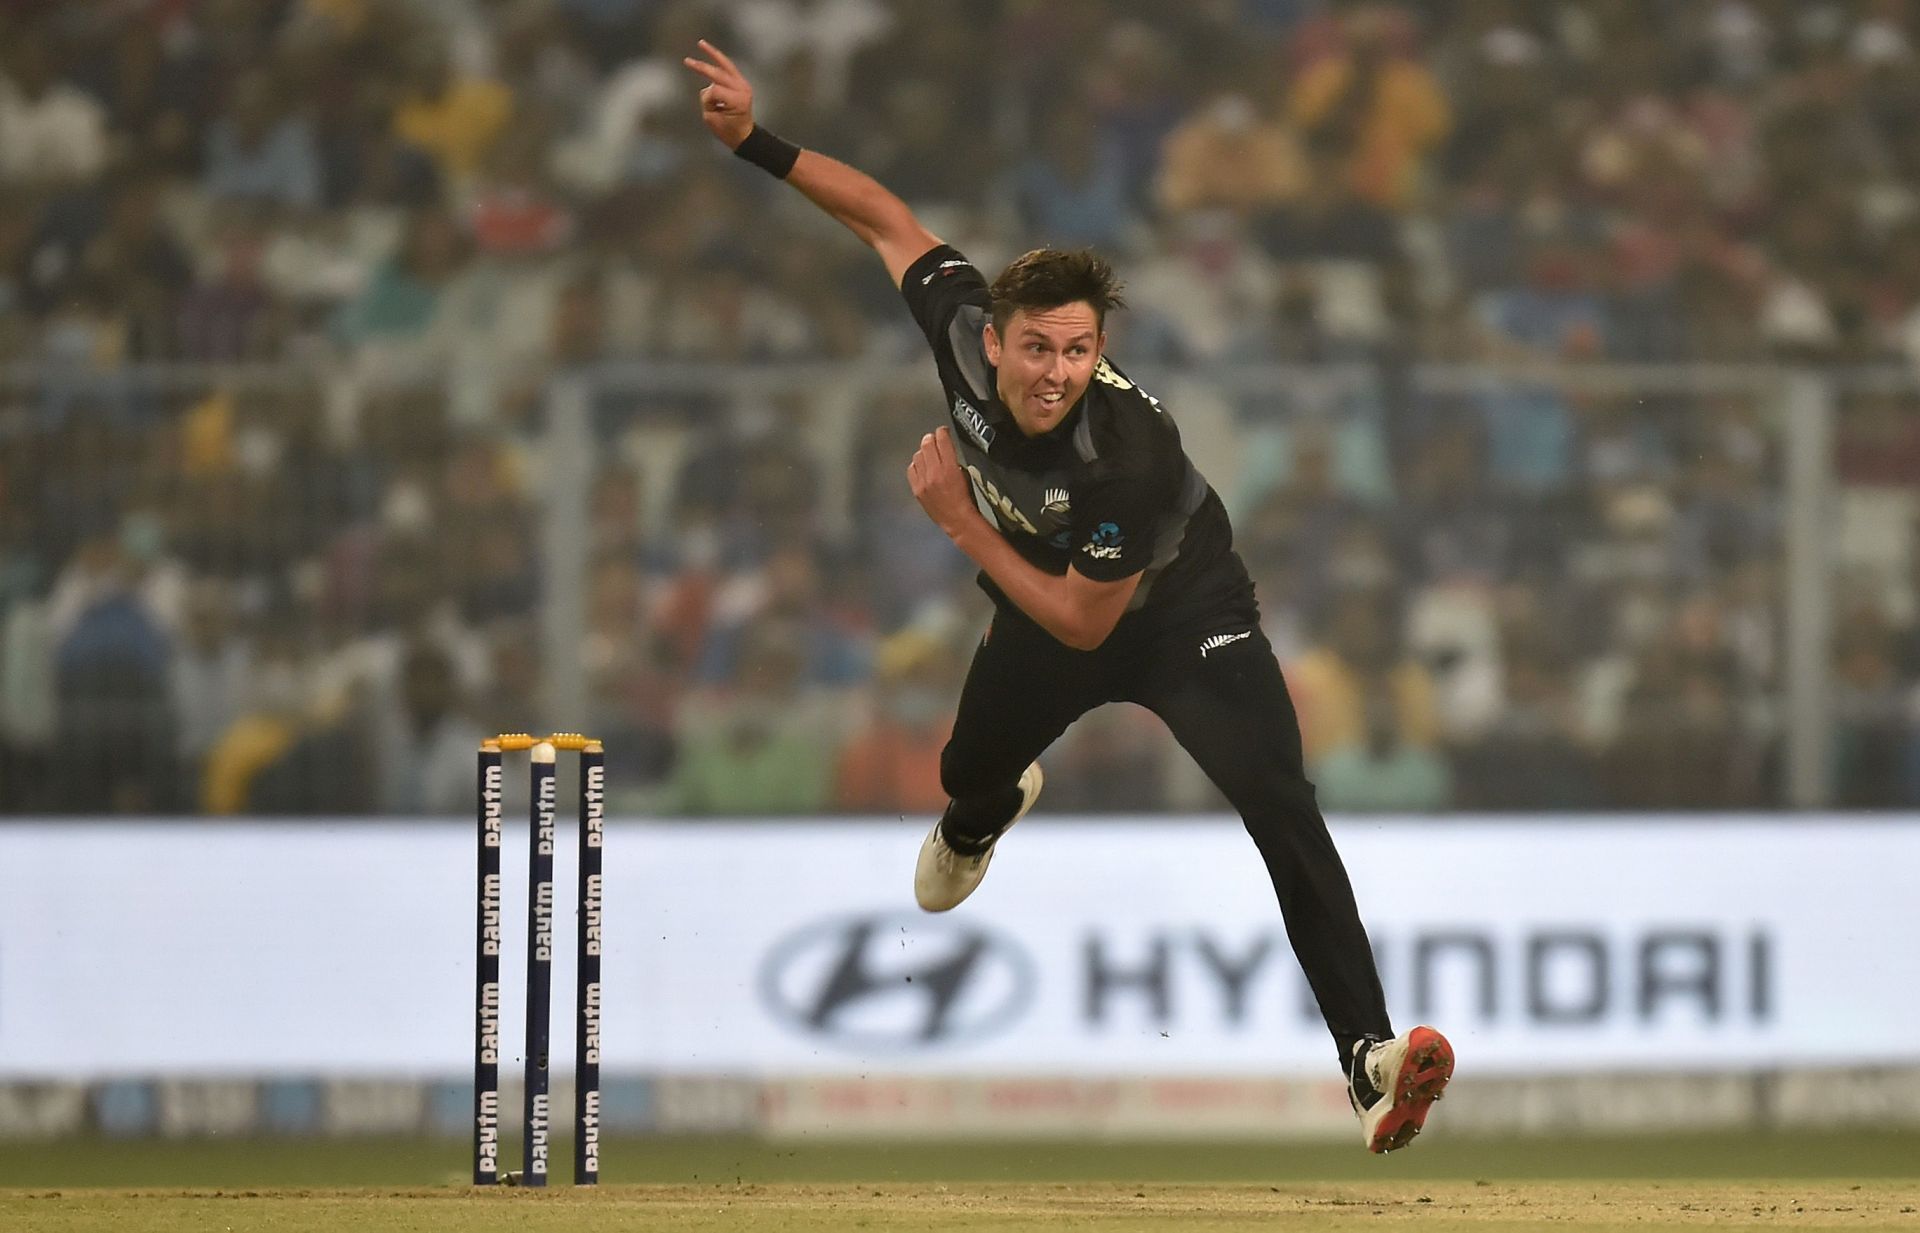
{"left": 0, "top": 819, "right": 1915, "bottom": 1079}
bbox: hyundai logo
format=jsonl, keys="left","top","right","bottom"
{"left": 758, "top": 912, "right": 1035, "bottom": 1051}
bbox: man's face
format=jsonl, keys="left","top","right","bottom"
{"left": 984, "top": 302, "right": 1104, "bottom": 437}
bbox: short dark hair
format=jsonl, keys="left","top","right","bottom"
{"left": 988, "top": 248, "right": 1126, "bottom": 335}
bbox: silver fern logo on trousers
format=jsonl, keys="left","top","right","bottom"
{"left": 1200, "top": 630, "right": 1252, "bottom": 657}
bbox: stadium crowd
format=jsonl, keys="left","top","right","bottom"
{"left": 3, "top": 0, "right": 1920, "bottom": 814}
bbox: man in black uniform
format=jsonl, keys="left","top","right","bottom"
{"left": 686, "top": 40, "right": 1451, "bottom": 1152}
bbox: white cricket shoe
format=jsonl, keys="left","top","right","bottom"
{"left": 914, "top": 763, "right": 1044, "bottom": 912}
{"left": 1350, "top": 1025, "right": 1454, "bottom": 1153}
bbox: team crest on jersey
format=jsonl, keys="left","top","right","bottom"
{"left": 1042, "top": 488, "right": 1070, "bottom": 516}
{"left": 951, "top": 395, "right": 995, "bottom": 450}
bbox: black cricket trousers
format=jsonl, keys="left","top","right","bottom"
{"left": 939, "top": 594, "right": 1393, "bottom": 1066}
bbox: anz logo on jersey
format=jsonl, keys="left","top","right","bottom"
{"left": 1082, "top": 521, "right": 1125, "bottom": 560}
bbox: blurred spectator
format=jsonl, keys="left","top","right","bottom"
{"left": 1287, "top": 5, "right": 1450, "bottom": 210}
{"left": 1432, "top": 0, "right": 1553, "bottom": 184}
{"left": 46, "top": 525, "right": 177, "bottom": 811}
{"left": 1236, "top": 409, "right": 1395, "bottom": 517}
{"left": 0, "top": 38, "right": 108, "bottom": 188}
{"left": 1831, "top": 602, "right": 1913, "bottom": 807}
{"left": 1157, "top": 92, "right": 1308, "bottom": 220}
{"left": 833, "top": 629, "right": 959, "bottom": 815}
{"left": 1604, "top": 649, "right": 1759, "bottom": 810}
{"left": 178, "top": 221, "right": 289, "bottom": 361}
{"left": 1125, "top": 212, "right": 1276, "bottom": 363}
{"left": 84, "top": 10, "right": 213, "bottom": 174}
{"left": 203, "top": 69, "right": 323, "bottom": 211}
{"left": 1006, "top": 103, "right": 1137, "bottom": 250}
{"left": 1451, "top": 636, "right": 1599, "bottom": 811}
{"left": 757, "top": 47, "right": 856, "bottom": 173}
{"left": 391, "top": 41, "right": 514, "bottom": 188}
{"left": 231, "top": 661, "right": 375, "bottom": 816}
{"left": 1288, "top": 586, "right": 1439, "bottom": 766}
{"left": 470, "top": 617, "right": 545, "bottom": 738}
{"left": 1441, "top": 137, "right": 1531, "bottom": 298}
{"left": 171, "top": 579, "right": 251, "bottom": 784}
{"left": 1256, "top": 154, "right": 1406, "bottom": 356}
{"left": 333, "top": 207, "right": 469, "bottom": 350}
{"left": 667, "top": 618, "right": 841, "bottom": 813}
{"left": 1042, "top": 705, "right": 1174, "bottom": 813}
{"left": 843, "top": 75, "right": 990, "bottom": 207}
{"left": 495, "top": 3, "right": 602, "bottom": 137}
{"left": 731, "top": 0, "right": 894, "bottom": 108}
{"left": 851, "top": 391, "right": 977, "bottom": 630}
{"left": 202, "top": 633, "right": 308, "bottom": 814}
{"left": 1474, "top": 383, "right": 1579, "bottom": 503}
{"left": 1404, "top": 574, "right": 1503, "bottom": 746}
{"left": 76, "top": 172, "right": 196, "bottom": 360}
{"left": 376, "top": 643, "right": 485, "bottom": 814}
{"left": 1234, "top": 429, "right": 1381, "bottom": 624}
{"left": 1597, "top": 582, "right": 1774, "bottom": 809}
{"left": 553, "top": 3, "right": 715, "bottom": 193}
{"left": 697, "top": 540, "right": 868, "bottom": 687}
{"left": 579, "top": 554, "right": 679, "bottom": 788}
{"left": 672, "top": 400, "right": 824, "bottom": 561}
{"left": 1391, "top": 415, "right": 1507, "bottom": 582}
{"left": 469, "top": 119, "right": 575, "bottom": 257}
{"left": 1836, "top": 388, "right": 1920, "bottom": 488}
{"left": 315, "top": 68, "right": 443, "bottom": 211}
{"left": 1312, "top": 671, "right": 1453, "bottom": 811}
{"left": 1082, "top": 20, "right": 1187, "bottom": 210}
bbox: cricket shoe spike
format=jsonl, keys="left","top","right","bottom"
{"left": 915, "top": 763, "right": 1043, "bottom": 912}
{"left": 1350, "top": 1025, "right": 1454, "bottom": 1153}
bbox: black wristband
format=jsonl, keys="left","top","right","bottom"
{"left": 732, "top": 125, "right": 801, "bottom": 179}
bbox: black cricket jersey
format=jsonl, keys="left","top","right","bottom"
{"left": 899, "top": 244, "right": 1250, "bottom": 632}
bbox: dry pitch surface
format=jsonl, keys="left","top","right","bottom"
{"left": 5, "top": 1133, "right": 1919, "bottom": 1231}
{"left": 7, "top": 1181, "right": 1920, "bottom": 1231}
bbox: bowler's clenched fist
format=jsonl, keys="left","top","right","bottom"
{"left": 907, "top": 426, "right": 982, "bottom": 541}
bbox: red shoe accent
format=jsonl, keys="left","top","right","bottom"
{"left": 1368, "top": 1026, "right": 1454, "bottom": 1154}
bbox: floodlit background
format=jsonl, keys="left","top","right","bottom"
{"left": 0, "top": 0, "right": 1917, "bottom": 1169}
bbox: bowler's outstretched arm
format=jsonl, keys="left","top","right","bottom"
{"left": 684, "top": 40, "right": 941, "bottom": 285}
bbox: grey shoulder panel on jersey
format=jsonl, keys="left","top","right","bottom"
{"left": 1072, "top": 405, "right": 1097, "bottom": 461}
{"left": 947, "top": 305, "right": 994, "bottom": 403}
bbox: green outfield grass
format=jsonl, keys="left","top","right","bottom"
{"left": 3, "top": 1129, "right": 1919, "bottom": 1186}
{"left": 4, "top": 1133, "right": 1917, "bottom": 1231}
